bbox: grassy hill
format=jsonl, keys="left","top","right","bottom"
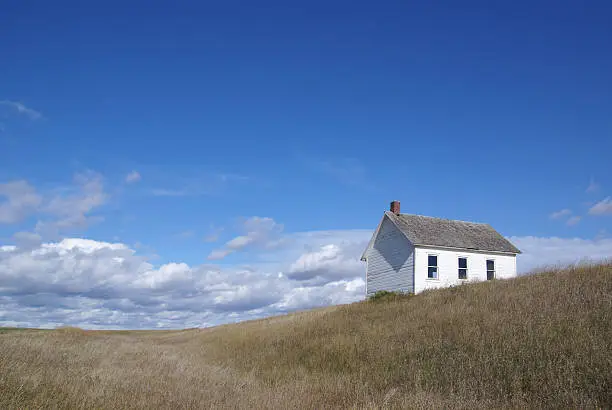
{"left": 1, "top": 263, "right": 610, "bottom": 409}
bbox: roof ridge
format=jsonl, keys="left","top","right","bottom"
{"left": 391, "top": 212, "right": 489, "bottom": 226}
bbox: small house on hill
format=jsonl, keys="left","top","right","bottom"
{"left": 361, "top": 201, "right": 521, "bottom": 296}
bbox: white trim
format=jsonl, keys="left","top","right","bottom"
{"left": 415, "top": 243, "right": 518, "bottom": 256}
{"left": 412, "top": 246, "right": 416, "bottom": 288}
{"left": 365, "top": 258, "right": 369, "bottom": 295}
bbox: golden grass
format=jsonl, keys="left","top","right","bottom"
{"left": 1, "top": 263, "right": 611, "bottom": 409}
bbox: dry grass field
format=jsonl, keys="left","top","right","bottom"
{"left": 1, "top": 263, "right": 611, "bottom": 409}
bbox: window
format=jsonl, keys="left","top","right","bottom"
{"left": 458, "top": 257, "right": 468, "bottom": 279}
{"left": 428, "top": 255, "right": 438, "bottom": 279}
{"left": 487, "top": 259, "right": 495, "bottom": 280}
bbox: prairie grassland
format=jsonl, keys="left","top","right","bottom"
{"left": 0, "top": 263, "right": 611, "bottom": 409}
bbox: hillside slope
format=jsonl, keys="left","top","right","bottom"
{"left": 1, "top": 263, "right": 611, "bottom": 409}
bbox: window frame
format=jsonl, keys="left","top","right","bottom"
{"left": 457, "top": 256, "right": 468, "bottom": 280}
{"left": 427, "top": 253, "right": 439, "bottom": 280}
{"left": 486, "top": 259, "right": 496, "bottom": 280}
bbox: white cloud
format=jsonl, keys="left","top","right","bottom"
{"left": 0, "top": 227, "right": 610, "bottom": 329}
{"left": 226, "top": 235, "right": 255, "bottom": 249}
{"left": 0, "top": 180, "right": 42, "bottom": 224}
{"left": 589, "top": 197, "right": 612, "bottom": 216}
{"left": 207, "top": 249, "right": 233, "bottom": 260}
{"left": 511, "top": 236, "right": 612, "bottom": 273}
{"left": 287, "top": 243, "right": 364, "bottom": 284}
{"left": 0, "top": 231, "right": 370, "bottom": 329}
{"left": 36, "top": 171, "right": 107, "bottom": 237}
{"left": 50, "top": 237, "right": 128, "bottom": 253}
{"left": 275, "top": 278, "right": 365, "bottom": 311}
{"left": 549, "top": 209, "right": 572, "bottom": 219}
{"left": 549, "top": 208, "right": 582, "bottom": 225}
{"left": 125, "top": 171, "right": 141, "bottom": 183}
{"left": 1, "top": 172, "right": 107, "bottom": 232}
{"left": 207, "top": 217, "right": 283, "bottom": 260}
{"left": 49, "top": 172, "right": 106, "bottom": 215}
{"left": 0, "top": 100, "right": 42, "bottom": 120}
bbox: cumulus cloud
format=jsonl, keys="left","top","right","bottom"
{"left": 287, "top": 243, "right": 364, "bottom": 284}
{"left": 0, "top": 180, "right": 42, "bottom": 223}
{"left": 589, "top": 197, "right": 612, "bottom": 216}
{"left": 0, "top": 100, "right": 42, "bottom": 120}
{"left": 125, "top": 171, "right": 141, "bottom": 183}
{"left": 207, "top": 217, "right": 284, "bottom": 260}
{"left": 0, "top": 234, "right": 367, "bottom": 329}
{"left": 274, "top": 277, "right": 365, "bottom": 312}
{"left": 549, "top": 209, "right": 572, "bottom": 219}
{"left": 566, "top": 216, "right": 581, "bottom": 226}
{"left": 0, "top": 228, "right": 611, "bottom": 330}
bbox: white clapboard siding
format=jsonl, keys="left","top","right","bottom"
{"left": 413, "top": 246, "right": 517, "bottom": 294}
{"left": 366, "top": 216, "right": 414, "bottom": 296}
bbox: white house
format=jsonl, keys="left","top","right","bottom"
{"left": 361, "top": 201, "right": 521, "bottom": 296}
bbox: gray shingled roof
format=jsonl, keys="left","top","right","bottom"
{"left": 386, "top": 211, "right": 521, "bottom": 254}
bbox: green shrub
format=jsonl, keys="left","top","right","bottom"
{"left": 368, "top": 290, "right": 412, "bottom": 302}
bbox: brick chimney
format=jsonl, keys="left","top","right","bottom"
{"left": 390, "top": 200, "right": 400, "bottom": 215}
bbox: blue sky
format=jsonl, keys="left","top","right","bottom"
{"left": 1, "top": 1, "right": 611, "bottom": 328}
